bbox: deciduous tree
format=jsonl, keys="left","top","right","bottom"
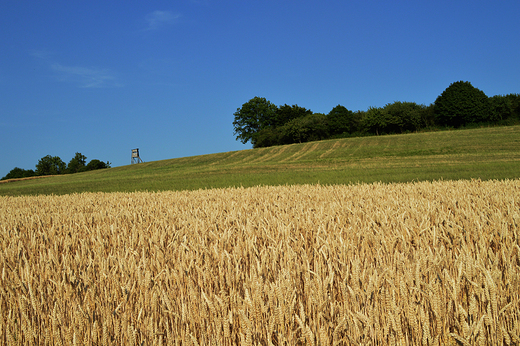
{"left": 36, "top": 155, "right": 66, "bottom": 175}
{"left": 233, "top": 97, "right": 278, "bottom": 147}
{"left": 434, "top": 81, "right": 490, "bottom": 127}
{"left": 275, "top": 104, "right": 313, "bottom": 127}
{"left": 327, "top": 105, "right": 356, "bottom": 136}
{"left": 1, "top": 167, "right": 35, "bottom": 180}
{"left": 67, "top": 152, "right": 87, "bottom": 173}
{"left": 86, "top": 159, "right": 110, "bottom": 171}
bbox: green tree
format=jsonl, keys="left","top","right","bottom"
{"left": 280, "top": 117, "right": 309, "bottom": 144}
{"left": 274, "top": 104, "right": 313, "bottom": 127}
{"left": 67, "top": 152, "right": 87, "bottom": 173}
{"left": 422, "top": 104, "right": 436, "bottom": 129}
{"left": 85, "top": 159, "right": 110, "bottom": 171}
{"left": 303, "top": 113, "right": 328, "bottom": 142}
{"left": 327, "top": 105, "right": 357, "bottom": 136}
{"left": 254, "top": 127, "right": 282, "bottom": 148}
{"left": 233, "top": 97, "right": 278, "bottom": 147}
{"left": 1, "top": 167, "right": 36, "bottom": 180}
{"left": 489, "top": 94, "right": 520, "bottom": 123}
{"left": 279, "top": 113, "right": 328, "bottom": 144}
{"left": 361, "top": 106, "right": 386, "bottom": 135}
{"left": 382, "top": 101, "right": 428, "bottom": 133}
{"left": 36, "top": 155, "right": 66, "bottom": 176}
{"left": 434, "top": 81, "right": 490, "bottom": 127}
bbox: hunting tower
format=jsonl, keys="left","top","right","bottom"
{"left": 131, "top": 148, "right": 143, "bottom": 164}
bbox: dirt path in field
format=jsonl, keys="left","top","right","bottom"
{"left": 0, "top": 175, "right": 58, "bottom": 184}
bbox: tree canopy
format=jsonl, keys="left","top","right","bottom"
{"left": 1, "top": 167, "right": 36, "bottom": 180}
{"left": 275, "top": 104, "right": 313, "bottom": 128}
{"left": 86, "top": 159, "right": 110, "bottom": 171}
{"left": 327, "top": 105, "right": 357, "bottom": 136}
{"left": 233, "top": 81, "right": 519, "bottom": 149}
{"left": 36, "top": 155, "right": 67, "bottom": 176}
{"left": 67, "top": 152, "right": 87, "bottom": 173}
{"left": 434, "top": 81, "right": 491, "bottom": 127}
{"left": 232, "top": 97, "right": 278, "bottom": 146}
{"left": 2, "top": 152, "right": 111, "bottom": 180}
{"left": 489, "top": 94, "right": 520, "bottom": 123}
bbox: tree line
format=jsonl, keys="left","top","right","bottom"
{"left": 233, "top": 81, "right": 520, "bottom": 148}
{"left": 1, "top": 153, "right": 111, "bottom": 180}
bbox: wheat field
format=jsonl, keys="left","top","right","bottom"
{"left": 0, "top": 179, "right": 519, "bottom": 345}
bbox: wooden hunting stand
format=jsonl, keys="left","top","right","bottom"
{"left": 131, "top": 148, "right": 143, "bottom": 164}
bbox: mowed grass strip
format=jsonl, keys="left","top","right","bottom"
{"left": 1, "top": 125, "right": 520, "bottom": 196}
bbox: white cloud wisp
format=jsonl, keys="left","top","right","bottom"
{"left": 51, "top": 63, "right": 121, "bottom": 88}
{"left": 144, "top": 10, "right": 180, "bottom": 30}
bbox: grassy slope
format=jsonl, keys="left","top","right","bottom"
{"left": 2, "top": 126, "right": 520, "bottom": 196}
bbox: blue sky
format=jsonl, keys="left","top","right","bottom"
{"left": 1, "top": 1, "right": 519, "bottom": 178}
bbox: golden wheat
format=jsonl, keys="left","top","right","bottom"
{"left": 0, "top": 179, "right": 519, "bottom": 345}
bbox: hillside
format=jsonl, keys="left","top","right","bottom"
{"left": 1, "top": 126, "right": 520, "bottom": 196}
